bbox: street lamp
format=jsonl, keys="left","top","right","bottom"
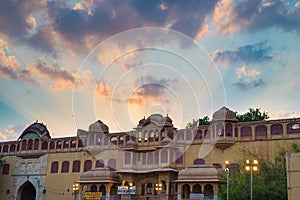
{"left": 245, "top": 159, "right": 258, "bottom": 200}
{"left": 225, "top": 160, "right": 230, "bottom": 200}
{"left": 155, "top": 182, "right": 162, "bottom": 198}
{"left": 72, "top": 183, "right": 79, "bottom": 200}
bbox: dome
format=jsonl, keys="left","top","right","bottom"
{"left": 178, "top": 164, "right": 219, "bottom": 180}
{"left": 80, "top": 168, "right": 121, "bottom": 182}
{"left": 18, "top": 122, "right": 51, "bottom": 140}
{"left": 137, "top": 114, "right": 174, "bottom": 127}
{"left": 212, "top": 106, "right": 238, "bottom": 122}
{"left": 89, "top": 120, "right": 109, "bottom": 133}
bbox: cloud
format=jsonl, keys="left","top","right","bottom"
{"left": 236, "top": 65, "right": 260, "bottom": 80}
{"left": 0, "top": 124, "right": 27, "bottom": 141}
{"left": 0, "top": 1, "right": 55, "bottom": 53}
{"left": 215, "top": 0, "right": 300, "bottom": 34}
{"left": 232, "top": 78, "right": 266, "bottom": 90}
{"left": 46, "top": 0, "right": 218, "bottom": 51}
{"left": 96, "top": 82, "right": 112, "bottom": 98}
{"left": 25, "top": 58, "right": 85, "bottom": 91}
{"left": 232, "top": 65, "right": 266, "bottom": 90}
{"left": 0, "top": 39, "right": 35, "bottom": 83}
{"left": 128, "top": 75, "right": 177, "bottom": 104}
{"left": 213, "top": 41, "right": 272, "bottom": 65}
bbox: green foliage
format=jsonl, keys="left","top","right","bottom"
{"left": 236, "top": 108, "right": 269, "bottom": 122}
{"left": 219, "top": 149, "right": 287, "bottom": 200}
{"left": 185, "top": 116, "right": 210, "bottom": 128}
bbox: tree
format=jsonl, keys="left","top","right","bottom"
{"left": 218, "top": 148, "right": 287, "bottom": 200}
{"left": 236, "top": 108, "right": 269, "bottom": 122}
{"left": 186, "top": 116, "right": 210, "bottom": 128}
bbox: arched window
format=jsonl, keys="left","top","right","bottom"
{"left": 70, "top": 140, "right": 76, "bottom": 148}
{"left": 216, "top": 123, "right": 224, "bottom": 136}
{"left": 119, "top": 136, "right": 124, "bottom": 145}
{"left": 91, "top": 185, "right": 97, "bottom": 192}
{"left": 27, "top": 139, "right": 33, "bottom": 150}
{"left": 2, "top": 164, "right": 9, "bottom": 175}
{"left": 10, "top": 144, "right": 16, "bottom": 152}
{"left": 56, "top": 141, "right": 62, "bottom": 149}
{"left": 72, "top": 160, "right": 81, "bottom": 172}
{"left": 225, "top": 123, "right": 233, "bottom": 136}
{"left": 161, "top": 150, "right": 168, "bottom": 163}
{"left": 271, "top": 124, "right": 283, "bottom": 135}
{"left": 21, "top": 140, "right": 27, "bottom": 151}
{"left": 34, "top": 139, "right": 39, "bottom": 150}
{"left": 63, "top": 140, "right": 69, "bottom": 149}
{"left": 204, "top": 184, "right": 214, "bottom": 199}
{"left": 110, "top": 137, "right": 117, "bottom": 145}
{"left": 96, "top": 160, "right": 104, "bottom": 168}
{"left": 51, "top": 161, "right": 59, "bottom": 173}
{"left": 99, "top": 185, "right": 106, "bottom": 195}
{"left": 125, "top": 152, "right": 131, "bottom": 165}
{"left": 50, "top": 141, "right": 55, "bottom": 150}
{"left": 78, "top": 139, "right": 83, "bottom": 148}
{"left": 193, "top": 184, "right": 201, "bottom": 193}
{"left": 41, "top": 141, "right": 48, "bottom": 150}
{"left": 148, "top": 153, "right": 153, "bottom": 165}
{"left": 108, "top": 159, "right": 116, "bottom": 171}
{"left": 241, "top": 126, "right": 252, "bottom": 137}
{"left": 255, "top": 125, "right": 267, "bottom": 136}
{"left": 288, "top": 123, "right": 300, "bottom": 134}
{"left": 61, "top": 161, "right": 69, "bottom": 173}
{"left": 84, "top": 160, "right": 92, "bottom": 172}
{"left": 146, "top": 183, "right": 153, "bottom": 195}
{"left": 3, "top": 145, "right": 8, "bottom": 153}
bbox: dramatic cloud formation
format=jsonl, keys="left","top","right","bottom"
{"left": 213, "top": 41, "right": 272, "bottom": 65}
{"left": 129, "top": 75, "right": 178, "bottom": 104}
{"left": 0, "top": 124, "right": 27, "bottom": 140}
{"left": 233, "top": 65, "right": 266, "bottom": 90}
{"left": 0, "top": 39, "right": 35, "bottom": 83}
{"left": 215, "top": 0, "right": 300, "bottom": 34}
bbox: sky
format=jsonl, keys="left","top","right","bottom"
{"left": 1, "top": 0, "right": 300, "bottom": 141}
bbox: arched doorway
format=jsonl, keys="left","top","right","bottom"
{"left": 18, "top": 181, "right": 36, "bottom": 200}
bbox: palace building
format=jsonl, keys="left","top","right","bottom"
{"left": 1, "top": 106, "right": 300, "bottom": 200}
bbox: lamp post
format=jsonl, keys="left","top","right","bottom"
{"left": 155, "top": 183, "right": 162, "bottom": 198}
{"left": 72, "top": 183, "right": 79, "bottom": 200}
{"left": 225, "top": 160, "right": 230, "bottom": 200}
{"left": 245, "top": 159, "right": 258, "bottom": 200}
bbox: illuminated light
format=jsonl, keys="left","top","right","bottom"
{"left": 159, "top": 183, "right": 162, "bottom": 187}
{"left": 246, "top": 160, "right": 250, "bottom": 164}
{"left": 253, "top": 166, "right": 258, "bottom": 171}
{"left": 129, "top": 183, "right": 133, "bottom": 187}
{"left": 245, "top": 166, "right": 250, "bottom": 171}
{"left": 225, "top": 160, "right": 229, "bottom": 165}
{"left": 253, "top": 160, "right": 258, "bottom": 165}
